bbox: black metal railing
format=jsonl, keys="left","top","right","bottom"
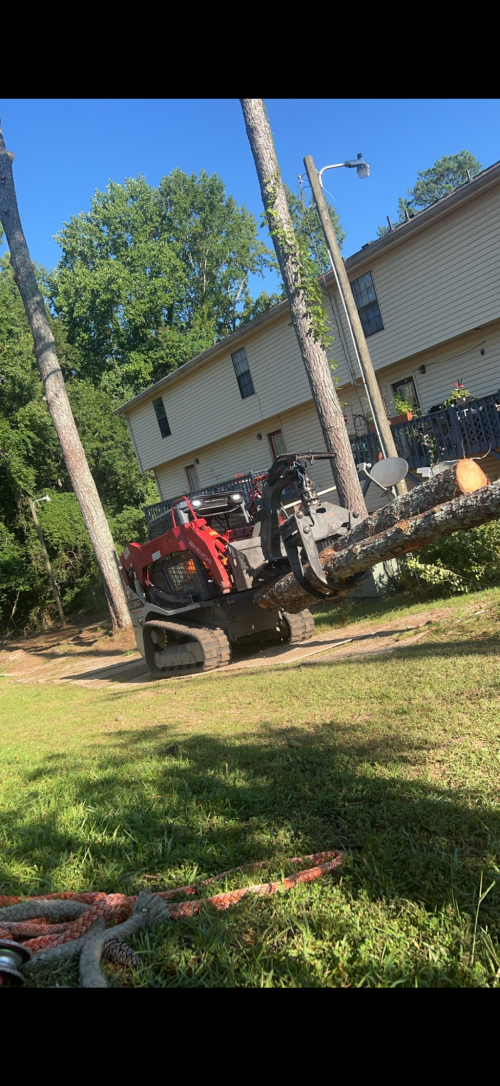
{"left": 144, "top": 470, "right": 269, "bottom": 526}
{"left": 349, "top": 393, "right": 500, "bottom": 471}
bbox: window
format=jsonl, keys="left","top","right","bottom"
{"left": 231, "top": 347, "right": 255, "bottom": 399}
{"left": 268, "top": 429, "right": 287, "bottom": 460}
{"left": 351, "top": 271, "right": 384, "bottom": 337}
{"left": 185, "top": 464, "right": 200, "bottom": 491}
{"left": 152, "top": 396, "right": 171, "bottom": 438}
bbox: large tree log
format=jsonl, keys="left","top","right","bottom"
{"left": 256, "top": 469, "right": 497, "bottom": 613}
{"left": 329, "top": 459, "right": 487, "bottom": 554}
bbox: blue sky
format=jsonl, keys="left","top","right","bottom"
{"left": 1, "top": 99, "right": 499, "bottom": 297}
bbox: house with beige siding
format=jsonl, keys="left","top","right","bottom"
{"left": 116, "top": 160, "right": 500, "bottom": 518}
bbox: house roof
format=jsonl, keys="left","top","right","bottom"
{"left": 116, "top": 158, "right": 500, "bottom": 417}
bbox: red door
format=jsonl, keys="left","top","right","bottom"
{"left": 268, "top": 429, "right": 286, "bottom": 460}
{"left": 185, "top": 464, "right": 200, "bottom": 491}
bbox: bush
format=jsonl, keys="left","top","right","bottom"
{"left": 110, "top": 506, "right": 148, "bottom": 554}
{"left": 0, "top": 521, "right": 34, "bottom": 628}
{"left": 400, "top": 521, "right": 500, "bottom": 596}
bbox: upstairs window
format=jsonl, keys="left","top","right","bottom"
{"left": 351, "top": 271, "right": 384, "bottom": 337}
{"left": 231, "top": 347, "right": 255, "bottom": 399}
{"left": 152, "top": 396, "right": 171, "bottom": 438}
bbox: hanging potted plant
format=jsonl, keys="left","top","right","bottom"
{"left": 443, "top": 382, "right": 474, "bottom": 408}
{"left": 390, "top": 393, "right": 415, "bottom": 426}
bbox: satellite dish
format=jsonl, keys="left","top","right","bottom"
{"left": 368, "top": 457, "right": 408, "bottom": 488}
{"left": 430, "top": 460, "right": 458, "bottom": 476}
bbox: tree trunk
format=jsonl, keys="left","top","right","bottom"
{"left": 0, "top": 121, "right": 130, "bottom": 631}
{"left": 256, "top": 467, "right": 495, "bottom": 613}
{"left": 240, "top": 99, "right": 367, "bottom": 519}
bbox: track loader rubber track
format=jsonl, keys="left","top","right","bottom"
{"left": 282, "top": 609, "right": 315, "bottom": 643}
{"left": 143, "top": 620, "right": 231, "bottom": 676}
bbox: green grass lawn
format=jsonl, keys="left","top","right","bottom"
{"left": 311, "top": 584, "right": 500, "bottom": 633}
{"left": 1, "top": 589, "right": 500, "bottom": 987}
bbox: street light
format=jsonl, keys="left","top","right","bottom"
{"left": 299, "top": 153, "right": 370, "bottom": 188}
{"left": 33, "top": 494, "right": 50, "bottom": 505}
{"left": 319, "top": 152, "right": 370, "bottom": 185}
{"left": 299, "top": 152, "right": 378, "bottom": 433}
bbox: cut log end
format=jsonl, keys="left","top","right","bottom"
{"left": 455, "top": 458, "right": 487, "bottom": 493}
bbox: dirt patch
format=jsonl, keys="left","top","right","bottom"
{"left": 0, "top": 601, "right": 478, "bottom": 689}
{"left": 0, "top": 614, "right": 137, "bottom": 681}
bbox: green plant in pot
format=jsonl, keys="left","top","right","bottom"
{"left": 393, "top": 393, "right": 415, "bottom": 416}
{"left": 444, "top": 382, "right": 472, "bottom": 407}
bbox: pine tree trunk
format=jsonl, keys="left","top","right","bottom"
{"left": 0, "top": 122, "right": 130, "bottom": 631}
{"left": 240, "top": 99, "right": 367, "bottom": 519}
{"left": 256, "top": 466, "right": 495, "bottom": 613}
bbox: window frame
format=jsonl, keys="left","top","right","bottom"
{"left": 152, "top": 396, "right": 171, "bottom": 439}
{"left": 231, "top": 347, "right": 255, "bottom": 400}
{"left": 391, "top": 376, "right": 420, "bottom": 412}
{"left": 267, "top": 429, "right": 287, "bottom": 460}
{"left": 350, "top": 270, "right": 384, "bottom": 337}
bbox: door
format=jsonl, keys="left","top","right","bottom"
{"left": 392, "top": 376, "right": 420, "bottom": 413}
{"left": 268, "top": 429, "right": 287, "bottom": 460}
{"left": 185, "top": 464, "right": 200, "bottom": 491}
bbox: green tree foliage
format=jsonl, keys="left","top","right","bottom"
{"left": 238, "top": 187, "right": 345, "bottom": 323}
{"left": 377, "top": 151, "right": 482, "bottom": 236}
{"left": 411, "top": 151, "right": 482, "bottom": 208}
{"left": 239, "top": 289, "right": 285, "bottom": 324}
{"left": 48, "top": 171, "right": 277, "bottom": 396}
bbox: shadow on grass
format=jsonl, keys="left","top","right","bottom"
{"left": 2, "top": 629, "right": 500, "bottom": 986}
{"left": 3, "top": 720, "right": 499, "bottom": 987}
{"left": 1, "top": 717, "right": 499, "bottom": 907}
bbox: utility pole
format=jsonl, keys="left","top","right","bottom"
{"left": 304, "top": 155, "right": 407, "bottom": 495}
{"left": 28, "top": 497, "right": 66, "bottom": 627}
{"left": 240, "top": 99, "right": 367, "bottom": 518}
